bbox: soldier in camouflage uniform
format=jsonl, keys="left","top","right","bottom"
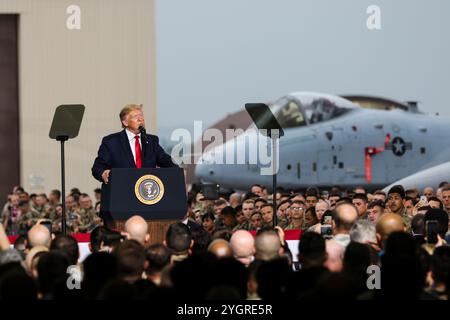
{"left": 78, "top": 193, "right": 101, "bottom": 232}
{"left": 63, "top": 194, "right": 82, "bottom": 232}
{"left": 276, "top": 200, "right": 291, "bottom": 229}
{"left": 49, "top": 189, "right": 61, "bottom": 207}
{"left": 236, "top": 200, "right": 254, "bottom": 231}
{"left": 284, "top": 201, "right": 305, "bottom": 230}
{"left": 45, "top": 189, "right": 61, "bottom": 220}
{"left": 1, "top": 194, "right": 21, "bottom": 235}
{"left": 32, "top": 193, "right": 49, "bottom": 218}
{"left": 260, "top": 204, "right": 275, "bottom": 228}
{"left": 76, "top": 193, "right": 100, "bottom": 233}
{"left": 213, "top": 199, "right": 228, "bottom": 229}
{"left": 249, "top": 212, "right": 263, "bottom": 231}
{"left": 387, "top": 185, "right": 412, "bottom": 233}
{"left": 50, "top": 204, "right": 63, "bottom": 232}
{"left": 233, "top": 204, "right": 253, "bottom": 231}
{"left": 50, "top": 204, "right": 78, "bottom": 233}
{"left": 17, "top": 200, "right": 41, "bottom": 232}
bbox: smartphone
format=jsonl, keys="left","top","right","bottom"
{"left": 323, "top": 216, "right": 332, "bottom": 225}
{"left": 321, "top": 225, "right": 333, "bottom": 237}
{"left": 420, "top": 195, "right": 428, "bottom": 203}
{"left": 426, "top": 220, "right": 438, "bottom": 244}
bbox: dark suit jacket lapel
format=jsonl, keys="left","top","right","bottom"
{"left": 120, "top": 129, "right": 136, "bottom": 168}
{"left": 141, "top": 134, "right": 148, "bottom": 159}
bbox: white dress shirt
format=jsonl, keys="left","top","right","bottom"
{"left": 125, "top": 129, "right": 142, "bottom": 163}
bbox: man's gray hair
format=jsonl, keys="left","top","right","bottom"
{"left": 350, "top": 220, "right": 376, "bottom": 244}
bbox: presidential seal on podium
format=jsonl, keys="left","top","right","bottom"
{"left": 135, "top": 175, "right": 164, "bottom": 205}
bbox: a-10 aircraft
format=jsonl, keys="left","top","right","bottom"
{"left": 195, "top": 92, "right": 450, "bottom": 191}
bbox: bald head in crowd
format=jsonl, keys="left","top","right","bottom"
{"left": 376, "top": 213, "right": 405, "bottom": 248}
{"left": 255, "top": 230, "right": 281, "bottom": 261}
{"left": 333, "top": 203, "right": 358, "bottom": 235}
{"left": 230, "top": 230, "right": 255, "bottom": 266}
{"left": 124, "top": 215, "right": 150, "bottom": 245}
{"left": 208, "top": 239, "right": 233, "bottom": 258}
{"left": 28, "top": 224, "right": 51, "bottom": 248}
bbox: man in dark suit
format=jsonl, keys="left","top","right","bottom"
{"left": 92, "top": 104, "right": 177, "bottom": 184}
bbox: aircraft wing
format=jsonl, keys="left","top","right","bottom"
{"left": 418, "top": 146, "right": 450, "bottom": 171}
{"left": 383, "top": 161, "right": 450, "bottom": 192}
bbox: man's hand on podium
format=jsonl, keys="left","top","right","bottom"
{"left": 102, "top": 169, "right": 111, "bottom": 184}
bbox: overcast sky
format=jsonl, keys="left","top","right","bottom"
{"left": 155, "top": 0, "right": 450, "bottom": 132}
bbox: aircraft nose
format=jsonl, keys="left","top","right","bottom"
{"left": 195, "top": 149, "right": 220, "bottom": 182}
{"left": 195, "top": 162, "right": 216, "bottom": 180}
{"left": 195, "top": 129, "right": 267, "bottom": 188}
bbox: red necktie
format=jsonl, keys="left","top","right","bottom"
{"left": 135, "top": 135, "right": 142, "bottom": 168}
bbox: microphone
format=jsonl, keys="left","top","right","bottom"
{"left": 138, "top": 126, "right": 148, "bottom": 144}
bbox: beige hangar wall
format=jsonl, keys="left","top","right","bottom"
{"left": 0, "top": 0, "right": 157, "bottom": 199}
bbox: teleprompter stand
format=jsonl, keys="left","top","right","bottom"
{"left": 245, "top": 103, "right": 284, "bottom": 228}
{"left": 49, "top": 105, "right": 85, "bottom": 234}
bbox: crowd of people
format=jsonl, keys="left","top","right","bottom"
{"left": 0, "top": 182, "right": 449, "bottom": 300}
{"left": 0, "top": 187, "right": 102, "bottom": 235}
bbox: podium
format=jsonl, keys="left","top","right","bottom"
{"left": 101, "top": 167, "right": 187, "bottom": 244}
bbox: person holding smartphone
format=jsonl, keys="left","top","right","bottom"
{"left": 306, "top": 200, "right": 330, "bottom": 234}
{"left": 422, "top": 208, "right": 449, "bottom": 255}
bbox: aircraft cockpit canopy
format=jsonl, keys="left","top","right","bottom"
{"left": 271, "top": 93, "right": 357, "bottom": 129}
